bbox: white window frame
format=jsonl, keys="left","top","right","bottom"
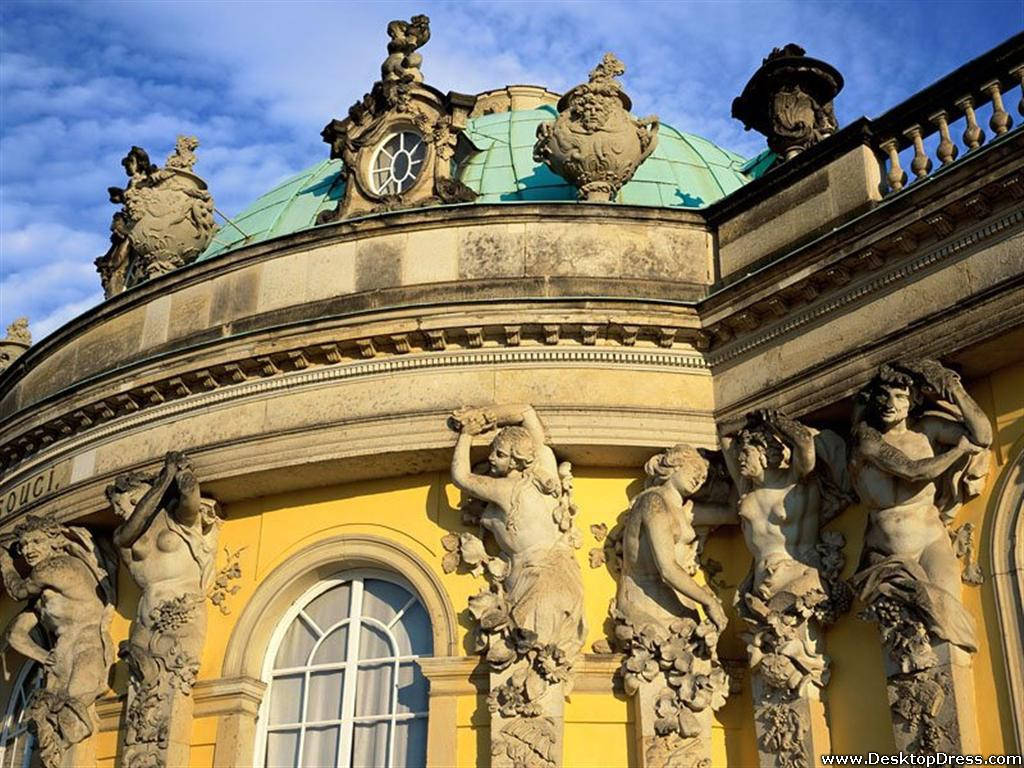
{"left": 370, "top": 132, "right": 426, "bottom": 196}
{"left": 254, "top": 569, "right": 430, "bottom": 768}
{"left": 0, "top": 661, "right": 41, "bottom": 768}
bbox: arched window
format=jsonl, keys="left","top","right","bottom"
{"left": 0, "top": 662, "right": 41, "bottom": 768}
{"left": 258, "top": 572, "right": 432, "bottom": 768}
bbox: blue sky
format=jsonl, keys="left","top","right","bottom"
{"left": 1, "top": 0, "right": 1021, "bottom": 342}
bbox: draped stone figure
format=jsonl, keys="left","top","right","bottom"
{"left": 0, "top": 515, "right": 115, "bottom": 768}
{"left": 107, "top": 451, "right": 220, "bottom": 768}
{"left": 721, "top": 409, "right": 853, "bottom": 768}
{"left": 849, "top": 360, "right": 991, "bottom": 753}
{"left": 613, "top": 444, "right": 732, "bottom": 768}
{"left": 446, "top": 404, "right": 585, "bottom": 768}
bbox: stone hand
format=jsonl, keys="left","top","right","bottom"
{"left": 956, "top": 435, "right": 984, "bottom": 455}
{"left": 705, "top": 594, "right": 728, "bottom": 632}
{"left": 450, "top": 407, "right": 493, "bottom": 436}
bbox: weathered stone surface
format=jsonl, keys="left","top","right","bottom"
{"left": 0, "top": 514, "right": 116, "bottom": 768}
{"left": 534, "top": 54, "right": 658, "bottom": 202}
{"left": 612, "top": 445, "right": 730, "bottom": 768}
{"left": 849, "top": 359, "right": 991, "bottom": 753}
{"left": 96, "top": 137, "right": 217, "bottom": 297}
{"left": 446, "top": 404, "right": 586, "bottom": 767}
{"left": 0, "top": 318, "right": 31, "bottom": 374}
{"left": 108, "top": 451, "right": 221, "bottom": 768}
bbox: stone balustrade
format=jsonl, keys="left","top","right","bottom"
{"left": 874, "top": 33, "right": 1023, "bottom": 194}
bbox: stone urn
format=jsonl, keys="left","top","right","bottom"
{"left": 534, "top": 53, "right": 659, "bottom": 202}
{"left": 123, "top": 167, "right": 216, "bottom": 282}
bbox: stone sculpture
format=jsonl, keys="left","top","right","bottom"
{"left": 318, "top": 15, "right": 477, "bottom": 221}
{"left": 612, "top": 444, "right": 732, "bottom": 768}
{"left": 534, "top": 53, "right": 659, "bottom": 202}
{"left": 721, "top": 409, "right": 854, "bottom": 768}
{"left": 732, "top": 44, "right": 843, "bottom": 161}
{"left": 0, "top": 514, "right": 116, "bottom": 768}
{"left": 0, "top": 317, "right": 31, "bottom": 373}
{"left": 96, "top": 136, "right": 217, "bottom": 297}
{"left": 849, "top": 359, "right": 991, "bottom": 753}
{"left": 107, "top": 451, "right": 220, "bottom": 768}
{"left": 445, "top": 404, "right": 585, "bottom": 768}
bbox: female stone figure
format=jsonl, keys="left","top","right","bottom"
{"left": 0, "top": 515, "right": 115, "bottom": 768}
{"left": 107, "top": 451, "right": 219, "bottom": 768}
{"left": 614, "top": 444, "right": 731, "bottom": 768}
{"left": 448, "top": 404, "right": 585, "bottom": 768}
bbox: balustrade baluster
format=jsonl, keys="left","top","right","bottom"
{"left": 983, "top": 80, "right": 1014, "bottom": 134}
{"left": 1012, "top": 65, "right": 1024, "bottom": 117}
{"left": 880, "top": 139, "right": 906, "bottom": 193}
{"left": 903, "top": 124, "right": 932, "bottom": 181}
{"left": 929, "top": 111, "right": 959, "bottom": 166}
{"left": 955, "top": 95, "right": 986, "bottom": 151}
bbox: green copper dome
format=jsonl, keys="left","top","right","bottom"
{"left": 199, "top": 107, "right": 766, "bottom": 261}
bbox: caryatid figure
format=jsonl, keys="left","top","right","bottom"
{"left": 849, "top": 359, "right": 991, "bottom": 753}
{"left": 721, "top": 409, "right": 853, "bottom": 767}
{"left": 448, "top": 404, "right": 585, "bottom": 768}
{"left": 613, "top": 444, "right": 733, "bottom": 768}
{"left": 107, "top": 451, "right": 220, "bottom": 768}
{"left": 0, "top": 515, "right": 115, "bottom": 768}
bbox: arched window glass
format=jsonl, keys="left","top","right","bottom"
{"left": 0, "top": 662, "right": 41, "bottom": 768}
{"left": 259, "top": 573, "right": 432, "bottom": 768}
{"left": 370, "top": 132, "right": 426, "bottom": 196}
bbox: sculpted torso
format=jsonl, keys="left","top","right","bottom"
{"left": 738, "top": 477, "right": 821, "bottom": 576}
{"left": 480, "top": 484, "right": 560, "bottom": 562}
{"left": 120, "top": 506, "right": 201, "bottom": 616}
{"left": 32, "top": 557, "right": 105, "bottom": 638}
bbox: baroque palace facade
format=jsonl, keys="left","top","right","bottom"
{"left": 0, "top": 16, "right": 1022, "bottom": 768}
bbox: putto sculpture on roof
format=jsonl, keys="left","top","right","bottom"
{"left": 534, "top": 53, "right": 659, "bottom": 202}
{"left": 317, "top": 14, "right": 478, "bottom": 222}
{"left": 95, "top": 136, "right": 217, "bottom": 298}
{"left": 0, "top": 317, "right": 31, "bottom": 373}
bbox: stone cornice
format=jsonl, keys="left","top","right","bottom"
{"left": 0, "top": 318, "right": 708, "bottom": 478}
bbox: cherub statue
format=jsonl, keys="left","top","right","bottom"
{"left": 107, "top": 451, "right": 220, "bottom": 767}
{"left": 849, "top": 360, "right": 991, "bottom": 671}
{"left": 0, "top": 515, "right": 115, "bottom": 768}
{"left": 380, "top": 14, "right": 430, "bottom": 85}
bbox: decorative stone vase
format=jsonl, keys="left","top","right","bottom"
{"left": 534, "top": 53, "right": 659, "bottom": 202}
{"left": 123, "top": 167, "right": 216, "bottom": 282}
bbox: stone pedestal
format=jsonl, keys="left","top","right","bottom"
{"left": 489, "top": 665, "right": 566, "bottom": 768}
{"left": 123, "top": 684, "right": 196, "bottom": 768}
{"left": 750, "top": 674, "right": 831, "bottom": 768}
{"left": 633, "top": 680, "right": 714, "bottom": 768}
{"left": 883, "top": 643, "right": 979, "bottom": 754}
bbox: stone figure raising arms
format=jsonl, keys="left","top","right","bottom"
{"left": 849, "top": 360, "right": 991, "bottom": 668}
{"left": 447, "top": 404, "right": 585, "bottom": 768}
{"left": 0, "top": 515, "right": 115, "bottom": 768}
{"left": 107, "top": 451, "right": 220, "bottom": 768}
{"left": 449, "top": 403, "right": 585, "bottom": 665}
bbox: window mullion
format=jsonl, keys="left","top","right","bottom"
{"left": 338, "top": 578, "right": 364, "bottom": 768}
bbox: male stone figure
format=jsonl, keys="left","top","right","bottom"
{"left": 849, "top": 359, "right": 991, "bottom": 753}
{"left": 0, "top": 515, "right": 115, "bottom": 768}
{"left": 613, "top": 444, "right": 731, "bottom": 768}
{"left": 107, "top": 451, "right": 220, "bottom": 768}
{"left": 448, "top": 404, "right": 585, "bottom": 768}
{"left": 721, "top": 409, "right": 852, "bottom": 768}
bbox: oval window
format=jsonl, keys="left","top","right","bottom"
{"left": 370, "top": 132, "right": 426, "bottom": 196}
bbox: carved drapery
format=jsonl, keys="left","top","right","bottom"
{"left": 0, "top": 514, "right": 116, "bottom": 768}
{"left": 848, "top": 359, "right": 991, "bottom": 754}
{"left": 445, "top": 404, "right": 585, "bottom": 767}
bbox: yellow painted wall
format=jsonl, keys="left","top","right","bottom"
{"left": 0, "top": 361, "right": 1020, "bottom": 766}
